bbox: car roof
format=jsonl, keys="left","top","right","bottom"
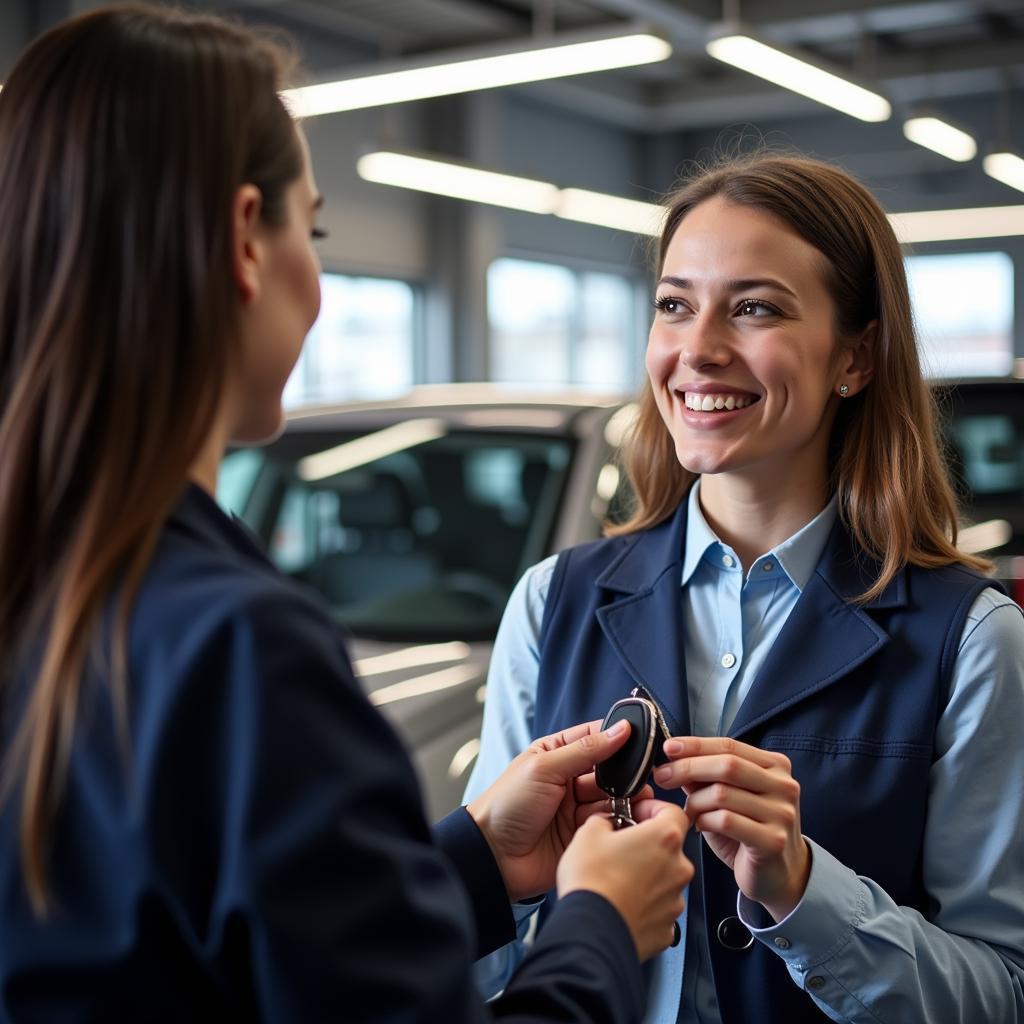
{"left": 284, "top": 383, "right": 632, "bottom": 434}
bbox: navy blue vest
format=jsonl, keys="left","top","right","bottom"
{"left": 534, "top": 498, "right": 996, "bottom": 1024}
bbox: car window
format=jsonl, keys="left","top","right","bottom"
{"left": 218, "top": 430, "right": 574, "bottom": 641}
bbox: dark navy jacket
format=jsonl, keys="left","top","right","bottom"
{"left": 0, "top": 484, "right": 644, "bottom": 1024}
{"left": 533, "top": 497, "right": 995, "bottom": 1024}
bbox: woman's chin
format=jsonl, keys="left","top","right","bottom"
{"left": 232, "top": 406, "right": 286, "bottom": 447}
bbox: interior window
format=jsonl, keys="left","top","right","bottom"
{"left": 283, "top": 273, "right": 416, "bottom": 407}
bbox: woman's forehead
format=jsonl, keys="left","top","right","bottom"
{"left": 662, "top": 197, "right": 830, "bottom": 292}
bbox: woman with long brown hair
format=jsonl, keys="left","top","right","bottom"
{"left": 0, "top": 5, "right": 695, "bottom": 1020}
{"left": 467, "top": 153, "right": 1024, "bottom": 1023}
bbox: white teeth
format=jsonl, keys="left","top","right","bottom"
{"left": 683, "top": 392, "right": 754, "bottom": 412}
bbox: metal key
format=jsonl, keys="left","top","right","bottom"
{"left": 596, "top": 691, "right": 682, "bottom": 948}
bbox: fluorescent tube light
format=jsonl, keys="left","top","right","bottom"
{"left": 556, "top": 187, "right": 663, "bottom": 234}
{"left": 887, "top": 205, "right": 1024, "bottom": 243}
{"left": 283, "top": 27, "right": 671, "bottom": 117}
{"left": 984, "top": 151, "right": 1024, "bottom": 193}
{"left": 705, "top": 28, "right": 891, "bottom": 123}
{"left": 358, "top": 150, "right": 664, "bottom": 232}
{"left": 903, "top": 116, "right": 976, "bottom": 162}
{"left": 297, "top": 418, "right": 446, "bottom": 482}
{"left": 357, "top": 151, "right": 559, "bottom": 214}
{"left": 357, "top": 150, "right": 1024, "bottom": 243}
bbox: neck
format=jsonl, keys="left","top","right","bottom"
{"left": 698, "top": 462, "right": 830, "bottom": 571}
{"left": 189, "top": 409, "right": 232, "bottom": 497}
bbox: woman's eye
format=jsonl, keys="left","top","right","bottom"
{"left": 654, "top": 296, "right": 685, "bottom": 315}
{"left": 312, "top": 226, "right": 328, "bottom": 240}
{"left": 736, "top": 299, "right": 779, "bottom": 318}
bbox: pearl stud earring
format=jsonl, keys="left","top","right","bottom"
{"left": 838, "top": 384, "right": 850, "bottom": 396}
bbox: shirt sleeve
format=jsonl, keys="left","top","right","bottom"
{"left": 179, "top": 580, "right": 643, "bottom": 1024}
{"left": 463, "top": 557, "right": 557, "bottom": 997}
{"left": 737, "top": 588, "right": 1024, "bottom": 1023}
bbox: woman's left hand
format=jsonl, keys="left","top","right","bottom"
{"left": 653, "top": 736, "right": 810, "bottom": 922}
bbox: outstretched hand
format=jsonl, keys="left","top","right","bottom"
{"left": 467, "top": 719, "right": 642, "bottom": 903}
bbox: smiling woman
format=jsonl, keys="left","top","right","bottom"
{"left": 467, "top": 152, "right": 1024, "bottom": 1024}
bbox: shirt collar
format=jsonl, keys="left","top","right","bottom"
{"left": 681, "top": 480, "right": 720, "bottom": 585}
{"left": 681, "top": 478, "right": 838, "bottom": 593}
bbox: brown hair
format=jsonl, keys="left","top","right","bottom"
{"left": 609, "top": 152, "right": 992, "bottom": 594}
{"left": 0, "top": 4, "right": 303, "bottom": 912}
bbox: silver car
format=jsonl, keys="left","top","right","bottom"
{"left": 217, "top": 385, "right": 635, "bottom": 819}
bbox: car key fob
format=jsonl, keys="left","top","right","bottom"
{"left": 596, "top": 696, "right": 658, "bottom": 799}
{"left": 595, "top": 694, "right": 682, "bottom": 950}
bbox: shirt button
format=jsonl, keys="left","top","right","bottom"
{"left": 773, "top": 936, "right": 791, "bottom": 950}
{"left": 722, "top": 553, "right": 735, "bottom": 568}
{"left": 721, "top": 652, "right": 737, "bottom": 669}
{"left": 762, "top": 561, "right": 774, "bottom": 572}
{"left": 807, "top": 975, "right": 826, "bottom": 991}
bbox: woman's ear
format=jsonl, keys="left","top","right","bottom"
{"left": 838, "top": 320, "right": 877, "bottom": 397}
{"left": 231, "top": 184, "right": 264, "bottom": 305}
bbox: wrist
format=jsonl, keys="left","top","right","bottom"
{"left": 762, "top": 839, "right": 811, "bottom": 923}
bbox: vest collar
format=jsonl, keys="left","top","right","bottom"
{"left": 596, "top": 495, "right": 907, "bottom": 610}
{"left": 593, "top": 497, "right": 908, "bottom": 739}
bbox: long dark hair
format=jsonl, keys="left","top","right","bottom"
{"left": 610, "top": 153, "right": 991, "bottom": 596}
{"left": 0, "top": 4, "right": 303, "bottom": 913}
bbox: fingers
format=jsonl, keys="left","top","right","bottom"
{"left": 573, "top": 793, "right": 670, "bottom": 828}
{"left": 531, "top": 718, "right": 605, "bottom": 752}
{"left": 574, "top": 772, "right": 653, "bottom": 806}
{"left": 630, "top": 798, "right": 689, "bottom": 826}
{"left": 654, "top": 743, "right": 795, "bottom": 796}
{"left": 529, "top": 718, "right": 632, "bottom": 782}
{"left": 661, "top": 736, "right": 788, "bottom": 771}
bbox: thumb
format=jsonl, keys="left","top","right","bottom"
{"left": 536, "top": 719, "right": 631, "bottom": 782}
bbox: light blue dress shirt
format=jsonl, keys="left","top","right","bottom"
{"left": 465, "top": 481, "right": 1024, "bottom": 1023}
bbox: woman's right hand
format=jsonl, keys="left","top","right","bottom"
{"left": 556, "top": 803, "right": 692, "bottom": 961}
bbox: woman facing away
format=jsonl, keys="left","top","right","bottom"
{"left": 0, "top": 5, "right": 695, "bottom": 1021}
{"left": 466, "top": 153, "right": 1024, "bottom": 1023}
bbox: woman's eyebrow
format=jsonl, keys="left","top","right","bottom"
{"left": 656, "top": 275, "right": 798, "bottom": 299}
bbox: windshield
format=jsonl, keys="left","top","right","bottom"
{"left": 219, "top": 428, "right": 574, "bottom": 641}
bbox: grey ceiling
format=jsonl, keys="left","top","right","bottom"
{"left": 203, "top": 0, "right": 1024, "bottom": 134}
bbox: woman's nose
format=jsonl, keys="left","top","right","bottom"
{"left": 681, "top": 315, "right": 732, "bottom": 371}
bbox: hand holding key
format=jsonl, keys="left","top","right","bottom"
{"left": 467, "top": 718, "right": 667, "bottom": 903}
{"left": 654, "top": 735, "right": 810, "bottom": 922}
{"left": 557, "top": 804, "right": 692, "bottom": 961}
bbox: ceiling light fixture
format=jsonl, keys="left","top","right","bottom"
{"left": 983, "top": 150, "right": 1024, "bottom": 194}
{"left": 358, "top": 149, "right": 1024, "bottom": 243}
{"left": 357, "top": 151, "right": 559, "bottom": 214}
{"left": 557, "top": 187, "right": 664, "bottom": 234}
{"left": 283, "top": 25, "right": 671, "bottom": 117}
{"left": 902, "top": 114, "right": 977, "bottom": 162}
{"left": 705, "top": 25, "right": 891, "bottom": 123}
{"left": 357, "top": 149, "right": 663, "bottom": 232}
{"left": 888, "top": 205, "right": 1024, "bottom": 243}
